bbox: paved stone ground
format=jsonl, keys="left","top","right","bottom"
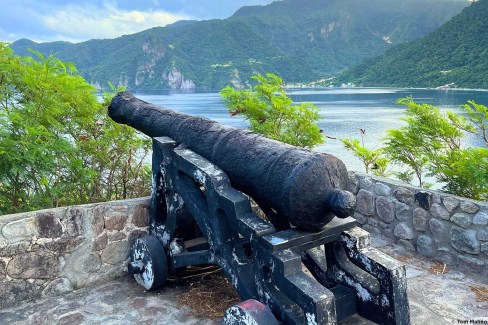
{"left": 1, "top": 236, "right": 486, "bottom": 325}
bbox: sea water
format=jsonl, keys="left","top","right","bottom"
{"left": 135, "top": 87, "right": 488, "bottom": 186}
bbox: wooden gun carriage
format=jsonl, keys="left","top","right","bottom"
{"left": 109, "top": 92, "right": 410, "bottom": 324}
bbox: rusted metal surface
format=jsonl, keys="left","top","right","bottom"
{"left": 109, "top": 91, "right": 354, "bottom": 230}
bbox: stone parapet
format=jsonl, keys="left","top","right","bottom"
{"left": 2, "top": 171, "right": 487, "bottom": 309}
{"left": 0, "top": 197, "right": 151, "bottom": 309}
{"left": 349, "top": 172, "right": 488, "bottom": 277}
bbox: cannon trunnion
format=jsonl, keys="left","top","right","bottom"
{"left": 109, "top": 93, "right": 410, "bottom": 324}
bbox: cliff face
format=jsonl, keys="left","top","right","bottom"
{"left": 135, "top": 42, "right": 166, "bottom": 86}
{"left": 98, "top": 39, "right": 196, "bottom": 90}
{"left": 163, "top": 68, "right": 196, "bottom": 90}
{"left": 9, "top": 0, "right": 468, "bottom": 90}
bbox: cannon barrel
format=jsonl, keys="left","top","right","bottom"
{"left": 109, "top": 91, "right": 355, "bottom": 230}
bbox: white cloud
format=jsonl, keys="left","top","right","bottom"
{"left": 0, "top": 28, "right": 14, "bottom": 43}
{"left": 42, "top": 4, "right": 190, "bottom": 41}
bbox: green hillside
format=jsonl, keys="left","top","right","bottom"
{"left": 335, "top": 0, "right": 488, "bottom": 89}
{"left": 9, "top": 0, "right": 468, "bottom": 90}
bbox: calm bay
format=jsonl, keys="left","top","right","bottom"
{"left": 136, "top": 88, "right": 488, "bottom": 175}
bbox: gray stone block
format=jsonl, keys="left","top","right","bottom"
{"left": 374, "top": 183, "right": 392, "bottom": 196}
{"left": 367, "top": 218, "right": 379, "bottom": 227}
{"left": 93, "top": 232, "right": 108, "bottom": 251}
{"left": 359, "top": 176, "right": 374, "bottom": 190}
{"left": 412, "top": 208, "right": 428, "bottom": 231}
{"left": 79, "top": 253, "right": 102, "bottom": 273}
{"left": 132, "top": 204, "right": 150, "bottom": 227}
{"left": 431, "top": 203, "right": 450, "bottom": 220}
{"left": 64, "top": 207, "right": 85, "bottom": 237}
{"left": 379, "top": 221, "right": 390, "bottom": 229}
{"left": 45, "top": 237, "right": 84, "bottom": 253}
{"left": 58, "top": 312, "right": 85, "bottom": 324}
{"left": 395, "top": 202, "right": 411, "bottom": 221}
{"left": 7, "top": 251, "right": 60, "bottom": 279}
{"left": 101, "top": 241, "right": 130, "bottom": 265}
{"left": 0, "top": 241, "right": 31, "bottom": 257}
{"left": 481, "top": 242, "right": 488, "bottom": 253}
{"left": 460, "top": 201, "right": 479, "bottom": 214}
{"left": 92, "top": 205, "right": 106, "bottom": 235}
{"left": 450, "top": 213, "right": 472, "bottom": 229}
{"left": 348, "top": 172, "right": 360, "bottom": 194}
{"left": 432, "top": 193, "right": 442, "bottom": 204}
{"left": 397, "top": 239, "right": 416, "bottom": 252}
{"left": 429, "top": 218, "right": 450, "bottom": 244}
{"left": 416, "top": 235, "right": 435, "bottom": 257}
{"left": 42, "top": 278, "right": 73, "bottom": 297}
{"left": 376, "top": 196, "right": 395, "bottom": 223}
{"left": 450, "top": 226, "right": 480, "bottom": 254}
{"left": 104, "top": 213, "right": 128, "bottom": 231}
{"left": 353, "top": 212, "right": 367, "bottom": 225}
{"left": 109, "top": 232, "right": 127, "bottom": 242}
{"left": 394, "top": 222, "right": 415, "bottom": 240}
{"left": 477, "top": 229, "right": 488, "bottom": 241}
{"left": 0, "top": 260, "right": 5, "bottom": 281}
{"left": 442, "top": 196, "right": 459, "bottom": 213}
{"left": 473, "top": 211, "right": 488, "bottom": 226}
{"left": 356, "top": 189, "right": 375, "bottom": 216}
{"left": 36, "top": 212, "right": 63, "bottom": 238}
{"left": 2, "top": 218, "right": 37, "bottom": 239}
{"left": 394, "top": 187, "right": 414, "bottom": 205}
{"left": 128, "top": 230, "right": 148, "bottom": 242}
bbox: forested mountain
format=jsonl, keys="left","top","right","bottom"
{"left": 9, "top": 0, "right": 468, "bottom": 90}
{"left": 335, "top": 0, "right": 488, "bottom": 89}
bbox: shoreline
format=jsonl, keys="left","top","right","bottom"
{"left": 283, "top": 85, "right": 488, "bottom": 92}
{"left": 130, "top": 85, "right": 488, "bottom": 94}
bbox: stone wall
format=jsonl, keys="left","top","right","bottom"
{"left": 2, "top": 171, "right": 487, "bottom": 308}
{"left": 0, "top": 197, "right": 151, "bottom": 309}
{"left": 349, "top": 172, "right": 488, "bottom": 277}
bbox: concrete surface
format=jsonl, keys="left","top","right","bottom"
{"left": 1, "top": 236, "right": 486, "bottom": 325}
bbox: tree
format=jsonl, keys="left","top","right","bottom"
{"left": 341, "top": 129, "right": 390, "bottom": 177}
{"left": 0, "top": 44, "right": 150, "bottom": 214}
{"left": 75, "top": 83, "right": 152, "bottom": 203}
{"left": 385, "top": 97, "right": 487, "bottom": 199}
{"left": 382, "top": 97, "right": 461, "bottom": 187}
{"left": 219, "top": 73, "right": 324, "bottom": 148}
{"left": 459, "top": 100, "right": 487, "bottom": 144}
{"left": 341, "top": 97, "right": 487, "bottom": 200}
{"left": 0, "top": 43, "right": 98, "bottom": 212}
{"left": 434, "top": 99, "right": 488, "bottom": 199}
{"left": 437, "top": 147, "right": 488, "bottom": 199}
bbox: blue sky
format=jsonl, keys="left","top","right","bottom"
{"left": 0, "top": 0, "right": 275, "bottom": 43}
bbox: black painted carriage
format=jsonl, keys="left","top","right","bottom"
{"left": 110, "top": 92, "right": 410, "bottom": 324}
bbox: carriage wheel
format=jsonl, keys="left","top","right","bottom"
{"left": 128, "top": 235, "right": 168, "bottom": 290}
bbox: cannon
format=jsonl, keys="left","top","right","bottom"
{"left": 109, "top": 92, "right": 410, "bottom": 324}
{"left": 109, "top": 91, "right": 354, "bottom": 230}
